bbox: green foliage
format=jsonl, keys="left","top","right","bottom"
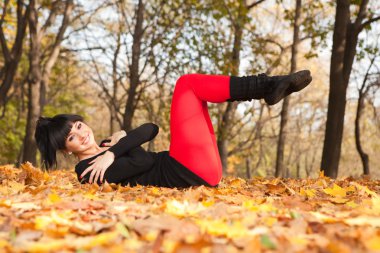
{"left": 260, "top": 234, "right": 277, "bottom": 250}
{"left": 42, "top": 54, "right": 91, "bottom": 118}
{"left": 0, "top": 100, "right": 25, "bottom": 164}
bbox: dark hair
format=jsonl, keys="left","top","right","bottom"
{"left": 34, "top": 114, "right": 84, "bottom": 169}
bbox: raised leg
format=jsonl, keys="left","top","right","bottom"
{"left": 169, "top": 74, "right": 230, "bottom": 186}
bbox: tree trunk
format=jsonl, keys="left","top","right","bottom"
{"left": 355, "top": 92, "right": 370, "bottom": 175}
{"left": 321, "top": 0, "right": 378, "bottom": 177}
{"left": 0, "top": 0, "right": 29, "bottom": 107}
{"left": 321, "top": 0, "right": 349, "bottom": 178}
{"left": 275, "top": 0, "right": 301, "bottom": 177}
{"left": 321, "top": 0, "right": 362, "bottom": 178}
{"left": 123, "top": 0, "right": 144, "bottom": 131}
{"left": 354, "top": 56, "right": 375, "bottom": 175}
{"left": 21, "top": 0, "right": 74, "bottom": 165}
{"left": 110, "top": 30, "right": 122, "bottom": 134}
{"left": 40, "top": 0, "right": 73, "bottom": 110}
{"left": 246, "top": 157, "right": 251, "bottom": 179}
{"left": 22, "top": 0, "right": 40, "bottom": 165}
{"left": 296, "top": 161, "right": 300, "bottom": 178}
{"left": 217, "top": 14, "right": 243, "bottom": 174}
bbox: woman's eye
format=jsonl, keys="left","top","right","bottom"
{"left": 69, "top": 136, "right": 74, "bottom": 142}
{"left": 78, "top": 123, "right": 81, "bottom": 129}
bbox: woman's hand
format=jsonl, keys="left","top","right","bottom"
{"left": 101, "top": 130, "right": 127, "bottom": 147}
{"left": 80, "top": 151, "right": 115, "bottom": 184}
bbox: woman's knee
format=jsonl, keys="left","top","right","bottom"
{"left": 175, "top": 74, "right": 197, "bottom": 89}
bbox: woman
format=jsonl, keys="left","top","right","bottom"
{"left": 35, "top": 71, "right": 312, "bottom": 188}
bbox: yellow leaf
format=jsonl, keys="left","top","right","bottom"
{"left": 24, "top": 231, "right": 119, "bottom": 252}
{"left": 364, "top": 235, "right": 380, "bottom": 250}
{"left": 345, "top": 185, "right": 356, "bottom": 192}
{"left": 26, "top": 240, "right": 66, "bottom": 252}
{"left": 371, "top": 197, "right": 380, "bottom": 215}
{"left": 351, "top": 182, "right": 378, "bottom": 197}
{"left": 323, "top": 184, "right": 346, "bottom": 197}
{"left": 229, "top": 178, "right": 245, "bottom": 187}
{"left": 87, "top": 231, "right": 119, "bottom": 247}
{"left": 12, "top": 202, "right": 41, "bottom": 210}
{"left": 35, "top": 211, "right": 72, "bottom": 230}
{"left": 0, "top": 199, "right": 11, "bottom": 207}
{"left": 149, "top": 187, "right": 160, "bottom": 195}
{"left": 201, "top": 199, "right": 214, "bottom": 207}
{"left": 83, "top": 192, "right": 100, "bottom": 200}
{"left": 0, "top": 239, "right": 9, "bottom": 248}
{"left": 144, "top": 231, "right": 159, "bottom": 241}
{"left": 263, "top": 217, "right": 277, "bottom": 227}
{"left": 165, "top": 200, "right": 205, "bottom": 217}
{"left": 43, "top": 171, "right": 50, "bottom": 181}
{"left": 310, "top": 212, "right": 338, "bottom": 223}
{"left": 299, "top": 188, "right": 316, "bottom": 198}
{"left": 289, "top": 236, "right": 308, "bottom": 246}
{"left": 196, "top": 219, "right": 248, "bottom": 238}
{"left": 7, "top": 181, "right": 26, "bottom": 194}
{"left": 329, "top": 197, "right": 349, "bottom": 204}
{"left": 345, "top": 216, "right": 380, "bottom": 227}
{"left": 35, "top": 216, "right": 52, "bottom": 230}
{"left": 48, "top": 192, "right": 62, "bottom": 204}
{"left": 243, "top": 200, "right": 276, "bottom": 213}
{"left": 345, "top": 201, "right": 358, "bottom": 208}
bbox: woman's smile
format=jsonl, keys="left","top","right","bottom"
{"left": 83, "top": 134, "right": 89, "bottom": 145}
{"left": 64, "top": 121, "right": 99, "bottom": 155}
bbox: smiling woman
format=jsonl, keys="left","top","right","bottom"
{"left": 34, "top": 72, "right": 312, "bottom": 188}
{"left": 35, "top": 114, "right": 84, "bottom": 169}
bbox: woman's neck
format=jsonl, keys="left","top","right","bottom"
{"left": 76, "top": 144, "right": 108, "bottom": 161}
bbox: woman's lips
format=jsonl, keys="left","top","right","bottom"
{"left": 83, "top": 134, "right": 89, "bottom": 145}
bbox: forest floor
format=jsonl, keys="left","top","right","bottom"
{"left": 0, "top": 163, "right": 379, "bottom": 253}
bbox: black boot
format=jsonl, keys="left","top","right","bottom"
{"left": 228, "top": 70, "right": 312, "bottom": 105}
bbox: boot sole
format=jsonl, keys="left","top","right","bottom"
{"left": 265, "top": 70, "right": 312, "bottom": 105}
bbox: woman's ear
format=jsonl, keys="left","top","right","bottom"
{"left": 62, "top": 149, "right": 73, "bottom": 156}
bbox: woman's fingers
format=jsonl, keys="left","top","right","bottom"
{"left": 81, "top": 152, "right": 114, "bottom": 184}
{"left": 100, "top": 168, "right": 107, "bottom": 183}
{"left": 89, "top": 156, "right": 100, "bottom": 164}
{"left": 81, "top": 165, "right": 94, "bottom": 178}
{"left": 92, "top": 169, "right": 101, "bottom": 183}
{"left": 89, "top": 167, "right": 98, "bottom": 184}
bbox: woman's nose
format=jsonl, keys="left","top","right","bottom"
{"left": 79, "top": 132, "right": 86, "bottom": 140}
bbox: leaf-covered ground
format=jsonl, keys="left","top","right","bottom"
{"left": 0, "top": 163, "right": 379, "bottom": 253}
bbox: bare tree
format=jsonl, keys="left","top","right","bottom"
{"left": 321, "top": 0, "right": 380, "bottom": 178}
{"left": 0, "top": 0, "right": 29, "bottom": 110}
{"left": 22, "top": 0, "right": 75, "bottom": 164}
{"left": 355, "top": 52, "right": 379, "bottom": 175}
{"left": 275, "top": 0, "right": 302, "bottom": 177}
{"left": 217, "top": 0, "right": 266, "bottom": 174}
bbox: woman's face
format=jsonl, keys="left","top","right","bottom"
{"left": 65, "top": 121, "right": 95, "bottom": 154}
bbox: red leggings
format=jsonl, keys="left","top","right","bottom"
{"left": 169, "top": 74, "right": 231, "bottom": 186}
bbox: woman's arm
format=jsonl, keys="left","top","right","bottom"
{"left": 77, "top": 147, "right": 155, "bottom": 184}
{"left": 107, "top": 123, "right": 159, "bottom": 158}
{"left": 100, "top": 130, "right": 127, "bottom": 147}
{"left": 79, "top": 123, "right": 159, "bottom": 183}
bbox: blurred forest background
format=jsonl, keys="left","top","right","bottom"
{"left": 0, "top": 0, "right": 379, "bottom": 179}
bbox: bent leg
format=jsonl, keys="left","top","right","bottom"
{"left": 169, "top": 74, "right": 230, "bottom": 186}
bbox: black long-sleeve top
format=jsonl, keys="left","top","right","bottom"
{"left": 74, "top": 123, "right": 213, "bottom": 188}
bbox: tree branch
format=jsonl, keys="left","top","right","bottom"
{"left": 354, "top": 0, "right": 369, "bottom": 29}
{"left": 359, "top": 15, "right": 380, "bottom": 31}
{"left": 40, "top": 0, "right": 61, "bottom": 36}
{"left": 0, "top": 0, "right": 10, "bottom": 25}
{"left": 0, "top": 0, "right": 11, "bottom": 62}
{"left": 43, "top": 0, "right": 74, "bottom": 75}
{"left": 247, "top": 0, "right": 266, "bottom": 10}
